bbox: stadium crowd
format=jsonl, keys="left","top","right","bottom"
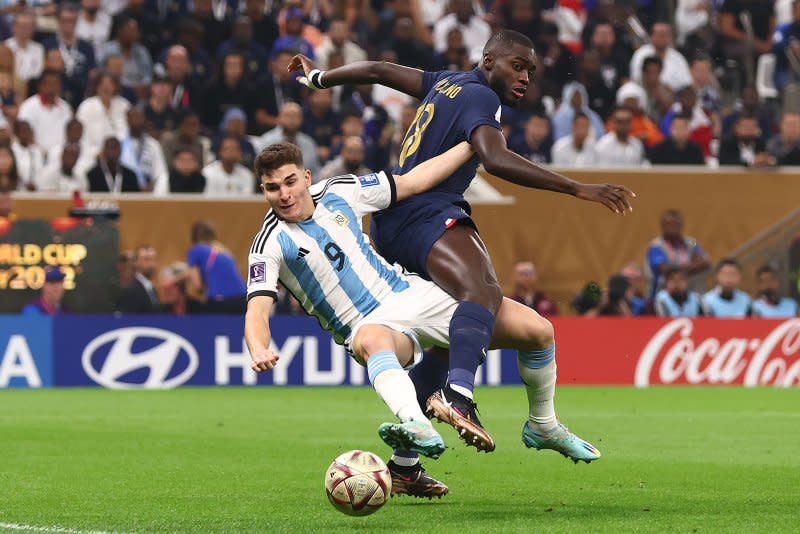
{"left": 0, "top": 0, "right": 796, "bottom": 198}
{"left": 2, "top": 0, "right": 799, "bottom": 316}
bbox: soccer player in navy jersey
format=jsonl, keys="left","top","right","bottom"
{"left": 288, "top": 29, "right": 632, "bottom": 484}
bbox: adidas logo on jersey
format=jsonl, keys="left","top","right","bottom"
{"left": 297, "top": 247, "right": 310, "bottom": 260}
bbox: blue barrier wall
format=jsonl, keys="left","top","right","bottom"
{"left": 1, "top": 315, "right": 521, "bottom": 388}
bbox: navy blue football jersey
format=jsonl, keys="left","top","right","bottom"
{"left": 393, "top": 68, "right": 502, "bottom": 196}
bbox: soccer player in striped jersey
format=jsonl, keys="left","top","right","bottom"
{"left": 245, "top": 142, "right": 600, "bottom": 499}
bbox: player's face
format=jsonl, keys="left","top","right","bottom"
{"left": 486, "top": 43, "right": 536, "bottom": 106}
{"left": 261, "top": 164, "right": 314, "bottom": 222}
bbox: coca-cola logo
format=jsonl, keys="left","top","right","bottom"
{"left": 635, "top": 319, "right": 800, "bottom": 386}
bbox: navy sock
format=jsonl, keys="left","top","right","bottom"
{"left": 447, "top": 301, "right": 495, "bottom": 393}
{"left": 408, "top": 349, "right": 449, "bottom": 412}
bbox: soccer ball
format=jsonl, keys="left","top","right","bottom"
{"left": 324, "top": 450, "right": 392, "bottom": 516}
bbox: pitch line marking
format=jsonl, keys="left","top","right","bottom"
{"left": 0, "top": 522, "right": 128, "bottom": 534}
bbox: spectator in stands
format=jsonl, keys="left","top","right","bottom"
{"left": 773, "top": 0, "right": 800, "bottom": 90}
{"left": 162, "top": 45, "right": 199, "bottom": 112}
{"left": 116, "top": 244, "right": 160, "bottom": 313}
{"left": 18, "top": 69, "right": 72, "bottom": 149}
{"left": 555, "top": 0, "right": 587, "bottom": 55}
{"left": 213, "top": 108, "right": 256, "bottom": 170}
{"left": 614, "top": 81, "right": 663, "bottom": 149}
{"left": 120, "top": 106, "right": 168, "bottom": 192}
{"left": 718, "top": 114, "right": 772, "bottom": 167}
{"left": 271, "top": 7, "right": 315, "bottom": 60}
{"left": 167, "top": 18, "right": 212, "bottom": 84}
{"left": 648, "top": 114, "right": 706, "bottom": 165}
{"left": 188, "top": 0, "right": 231, "bottom": 57}
{"left": 721, "top": 87, "right": 774, "bottom": 139}
{"left": 620, "top": 261, "right": 650, "bottom": 316}
{"left": 102, "top": 54, "right": 136, "bottom": 103}
{"left": 5, "top": 12, "right": 44, "bottom": 84}
{"left": 654, "top": 267, "right": 702, "bottom": 317}
{"left": 571, "top": 281, "right": 602, "bottom": 317}
{"left": 302, "top": 89, "right": 340, "bottom": 166}
{"left": 314, "top": 19, "right": 367, "bottom": 70}
{"left": 76, "top": 72, "right": 129, "bottom": 159}
{"left": 113, "top": 0, "right": 162, "bottom": 58}
{"left": 44, "top": 4, "right": 96, "bottom": 106}
{"left": 201, "top": 51, "right": 256, "bottom": 130}
{"left": 38, "top": 143, "right": 88, "bottom": 192}
{"left": 46, "top": 118, "right": 93, "bottom": 175}
{"left": 516, "top": 114, "right": 552, "bottom": 164}
{"left": 535, "top": 21, "right": 576, "bottom": 98}
{"left": 168, "top": 148, "right": 205, "bottom": 193}
{"left": 21, "top": 267, "right": 69, "bottom": 316}
{"left": 577, "top": 49, "right": 615, "bottom": 121}
{"left": 640, "top": 56, "right": 674, "bottom": 124}
{"left": 690, "top": 53, "right": 721, "bottom": 124}
{"left": 254, "top": 102, "right": 319, "bottom": 177}
{"left": 157, "top": 261, "right": 206, "bottom": 315}
{"left": 587, "top": 21, "right": 628, "bottom": 95}
{"left": 702, "top": 258, "right": 752, "bottom": 318}
{"left": 99, "top": 16, "right": 152, "bottom": 100}
{"left": 385, "top": 17, "right": 434, "bottom": 71}
{"left": 87, "top": 137, "right": 139, "bottom": 192}
{"left": 216, "top": 16, "right": 268, "bottom": 78}
{"left": 598, "top": 274, "right": 633, "bottom": 316}
{"left": 187, "top": 220, "right": 246, "bottom": 314}
{"left": 509, "top": 260, "right": 558, "bottom": 317}
{"left": 432, "top": 27, "right": 471, "bottom": 71}
{"left": 319, "top": 136, "right": 370, "bottom": 178}
{"left": 676, "top": 0, "right": 713, "bottom": 52}
{"left": 11, "top": 119, "right": 43, "bottom": 190}
{"left": 253, "top": 49, "right": 301, "bottom": 135}
{"left": 0, "top": 185, "right": 14, "bottom": 218}
{"left": 552, "top": 82, "right": 605, "bottom": 141}
{"left": 143, "top": 75, "right": 177, "bottom": 138}
{"left": 752, "top": 264, "right": 799, "bottom": 317}
{"left": 433, "top": 0, "right": 491, "bottom": 64}
{"left": 717, "top": 0, "right": 775, "bottom": 63}
{"left": 595, "top": 107, "right": 645, "bottom": 167}
{"left": 630, "top": 23, "right": 692, "bottom": 92}
{"left": 244, "top": 0, "right": 278, "bottom": 54}
{"left": 500, "top": 0, "right": 541, "bottom": 44}
{"left": 161, "top": 111, "right": 206, "bottom": 168}
{"left": 660, "top": 86, "right": 713, "bottom": 157}
{"left": 77, "top": 0, "right": 111, "bottom": 58}
{"left": 0, "top": 145, "right": 19, "bottom": 190}
{"left": 202, "top": 135, "right": 255, "bottom": 196}
{"left": 551, "top": 111, "right": 597, "bottom": 167}
{"left": 646, "top": 208, "right": 711, "bottom": 298}
{"left": 767, "top": 111, "right": 800, "bottom": 165}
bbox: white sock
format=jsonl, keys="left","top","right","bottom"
{"left": 517, "top": 359, "right": 558, "bottom": 433}
{"left": 367, "top": 351, "right": 430, "bottom": 424}
{"left": 390, "top": 454, "right": 419, "bottom": 467}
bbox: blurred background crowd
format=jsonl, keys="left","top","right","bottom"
{"left": 2, "top": 0, "right": 800, "bottom": 317}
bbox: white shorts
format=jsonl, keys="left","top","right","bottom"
{"left": 347, "top": 274, "right": 457, "bottom": 363}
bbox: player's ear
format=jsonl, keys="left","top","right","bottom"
{"left": 483, "top": 52, "right": 494, "bottom": 71}
{"left": 304, "top": 168, "right": 312, "bottom": 185}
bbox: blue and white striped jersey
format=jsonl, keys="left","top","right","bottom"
{"left": 247, "top": 171, "right": 411, "bottom": 343}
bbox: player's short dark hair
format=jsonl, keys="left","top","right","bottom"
{"left": 482, "top": 29, "right": 534, "bottom": 56}
{"left": 254, "top": 142, "right": 305, "bottom": 180}
{"left": 642, "top": 56, "right": 663, "bottom": 72}
{"left": 756, "top": 264, "right": 777, "bottom": 277}
{"left": 717, "top": 258, "right": 741, "bottom": 272}
{"left": 664, "top": 266, "right": 687, "bottom": 281}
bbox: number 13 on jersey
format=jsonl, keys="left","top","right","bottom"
{"left": 398, "top": 103, "right": 435, "bottom": 167}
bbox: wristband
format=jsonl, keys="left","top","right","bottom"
{"left": 308, "top": 69, "right": 327, "bottom": 89}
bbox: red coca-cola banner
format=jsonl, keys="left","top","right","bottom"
{"left": 550, "top": 318, "right": 800, "bottom": 387}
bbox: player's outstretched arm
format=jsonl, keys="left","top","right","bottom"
{"left": 472, "top": 126, "right": 636, "bottom": 214}
{"left": 245, "top": 295, "right": 280, "bottom": 372}
{"left": 393, "top": 141, "right": 474, "bottom": 201}
{"left": 287, "top": 54, "right": 427, "bottom": 99}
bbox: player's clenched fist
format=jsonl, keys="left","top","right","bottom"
{"left": 251, "top": 350, "right": 280, "bottom": 372}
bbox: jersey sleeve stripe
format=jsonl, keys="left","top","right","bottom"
{"left": 384, "top": 171, "right": 397, "bottom": 205}
{"left": 247, "top": 290, "right": 277, "bottom": 302}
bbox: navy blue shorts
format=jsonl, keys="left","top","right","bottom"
{"left": 371, "top": 193, "right": 475, "bottom": 280}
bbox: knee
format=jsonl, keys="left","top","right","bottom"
{"left": 523, "top": 315, "right": 554, "bottom": 350}
{"left": 351, "top": 325, "right": 390, "bottom": 364}
{"left": 461, "top": 282, "right": 503, "bottom": 315}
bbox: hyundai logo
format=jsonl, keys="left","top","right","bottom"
{"left": 81, "top": 327, "right": 199, "bottom": 389}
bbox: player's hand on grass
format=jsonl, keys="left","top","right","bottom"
{"left": 575, "top": 183, "right": 636, "bottom": 214}
{"left": 251, "top": 349, "right": 280, "bottom": 372}
{"left": 287, "top": 54, "right": 319, "bottom": 89}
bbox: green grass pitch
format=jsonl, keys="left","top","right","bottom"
{"left": 1, "top": 387, "right": 798, "bottom": 533}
